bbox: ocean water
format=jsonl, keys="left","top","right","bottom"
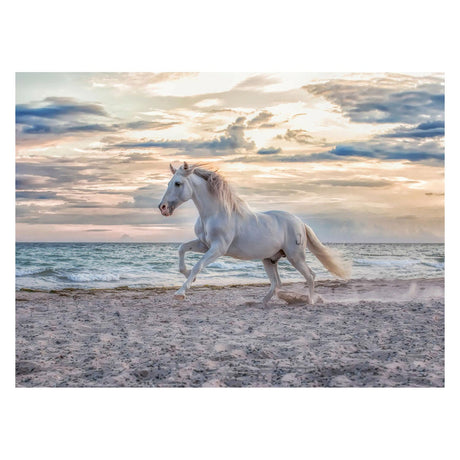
{"left": 15, "top": 242, "right": 444, "bottom": 291}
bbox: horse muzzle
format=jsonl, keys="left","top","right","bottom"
{"left": 159, "top": 202, "right": 174, "bottom": 216}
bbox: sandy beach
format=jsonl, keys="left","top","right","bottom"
{"left": 16, "top": 277, "right": 444, "bottom": 387}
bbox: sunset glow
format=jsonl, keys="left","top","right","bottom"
{"left": 16, "top": 72, "right": 444, "bottom": 242}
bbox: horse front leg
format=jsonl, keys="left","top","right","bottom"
{"left": 174, "top": 244, "right": 225, "bottom": 300}
{"left": 178, "top": 239, "right": 208, "bottom": 278}
{"left": 262, "top": 259, "right": 282, "bottom": 306}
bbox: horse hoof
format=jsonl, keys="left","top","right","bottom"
{"left": 174, "top": 293, "right": 186, "bottom": 300}
{"left": 262, "top": 295, "right": 272, "bottom": 306}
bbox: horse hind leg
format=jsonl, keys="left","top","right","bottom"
{"left": 262, "top": 258, "right": 281, "bottom": 306}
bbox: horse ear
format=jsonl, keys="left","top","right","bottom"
{"left": 169, "top": 163, "right": 176, "bottom": 174}
{"left": 182, "top": 161, "right": 196, "bottom": 176}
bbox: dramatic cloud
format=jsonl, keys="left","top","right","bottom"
{"left": 16, "top": 96, "right": 109, "bottom": 120}
{"left": 16, "top": 97, "right": 179, "bottom": 146}
{"left": 303, "top": 74, "right": 444, "bottom": 124}
{"left": 381, "top": 120, "right": 444, "bottom": 139}
{"left": 251, "top": 139, "right": 444, "bottom": 164}
{"left": 20, "top": 119, "right": 177, "bottom": 136}
{"left": 327, "top": 139, "right": 444, "bottom": 163}
{"left": 15, "top": 72, "right": 444, "bottom": 242}
{"left": 107, "top": 116, "right": 256, "bottom": 154}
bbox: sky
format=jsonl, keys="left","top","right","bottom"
{"left": 15, "top": 72, "right": 444, "bottom": 243}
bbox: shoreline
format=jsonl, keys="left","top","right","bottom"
{"left": 16, "top": 276, "right": 444, "bottom": 293}
{"left": 16, "top": 277, "right": 444, "bottom": 387}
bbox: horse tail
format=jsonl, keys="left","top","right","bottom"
{"left": 305, "top": 224, "right": 351, "bottom": 279}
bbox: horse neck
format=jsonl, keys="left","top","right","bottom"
{"left": 190, "top": 175, "right": 226, "bottom": 220}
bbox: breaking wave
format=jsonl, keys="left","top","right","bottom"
{"left": 16, "top": 267, "right": 55, "bottom": 277}
{"left": 62, "top": 272, "right": 123, "bottom": 282}
{"left": 354, "top": 258, "right": 419, "bottom": 267}
{"left": 208, "top": 260, "right": 259, "bottom": 270}
{"left": 16, "top": 242, "right": 444, "bottom": 290}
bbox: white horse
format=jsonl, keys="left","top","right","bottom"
{"left": 159, "top": 162, "right": 350, "bottom": 304}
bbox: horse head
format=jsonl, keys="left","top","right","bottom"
{"left": 158, "top": 162, "right": 196, "bottom": 216}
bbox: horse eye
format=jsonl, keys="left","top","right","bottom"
{"left": 174, "top": 181, "right": 181, "bottom": 187}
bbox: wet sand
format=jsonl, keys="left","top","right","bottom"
{"left": 16, "top": 278, "right": 444, "bottom": 387}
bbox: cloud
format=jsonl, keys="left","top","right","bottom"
{"left": 91, "top": 72, "right": 303, "bottom": 110}
{"left": 16, "top": 190, "right": 59, "bottom": 200}
{"left": 118, "top": 183, "right": 162, "bottom": 209}
{"left": 253, "top": 152, "right": 352, "bottom": 163}
{"left": 16, "top": 162, "right": 101, "bottom": 188}
{"left": 246, "top": 136, "right": 444, "bottom": 164}
{"left": 15, "top": 208, "right": 154, "bottom": 225}
{"left": 16, "top": 174, "right": 51, "bottom": 189}
{"left": 418, "top": 121, "right": 445, "bottom": 130}
{"left": 247, "top": 110, "right": 276, "bottom": 128}
{"left": 327, "top": 140, "right": 444, "bottom": 163}
{"left": 90, "top": 72, "right": 197, "bottom": 92}
{"left": 303, "top": 74, "right": 444, "bottom": 124}
{"left": 116, "top": 152, "right": 159, "bottom": 162}
{"left": 21, "top": 120, "right": 177, "bottom": 136}
{"left": 276, "top": 128, "right": 315, "bottom": 144}
{"left": 16, "top": 97, "right": 179, "bottom": 145}
{"left": 16, "top": 96, "right": 108, "bottom": 121}
{"left": 233, "top": 74, "right": 280, "bottom": 90}
{"left": 311, "top": 179, "right": 392, "bottom": 188}
{"left": 257, "top": 147, "right": 282, "bottom": 155}
{"left": 16, "top": 199, "right": 197, "bottom": 226}
{"left": 381, "top": 120, "right": 444, "bottom": 139}
{"left": 107, "top": 116, "right": 256, "bottom": 154}
{"left": 20, "top": 123, "right": 111, "bottom": 135}
{"left": 92, "top": 84, "right": 310, "bottom": 113}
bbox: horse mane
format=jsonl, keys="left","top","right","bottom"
{"left": 191, "top": 165, "right": 250, "bottom": 215}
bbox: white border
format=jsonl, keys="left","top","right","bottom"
{"left": 3, "top": 1, "right": 458, "bottom": 459}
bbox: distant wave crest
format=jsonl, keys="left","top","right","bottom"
{"left": 354, "top": 258, "right": 444, "bottom": 270}
{"left": 208, "top": 260, "right": 259, "bottom": 270}
{"left": 16, "top": 267, "right": 55, "bottom": 277}
{"left": 355, "top": 259, "right": 418, "bottom": 267}
{"left": 63, "top": 272, "right": 122, "bottom": 282}
{"left": 421, "top": 261, "right": 445, "bottom": 269}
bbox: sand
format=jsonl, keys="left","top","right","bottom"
{"left": 15, "top": 278, "right": 444, "bottom": 387}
